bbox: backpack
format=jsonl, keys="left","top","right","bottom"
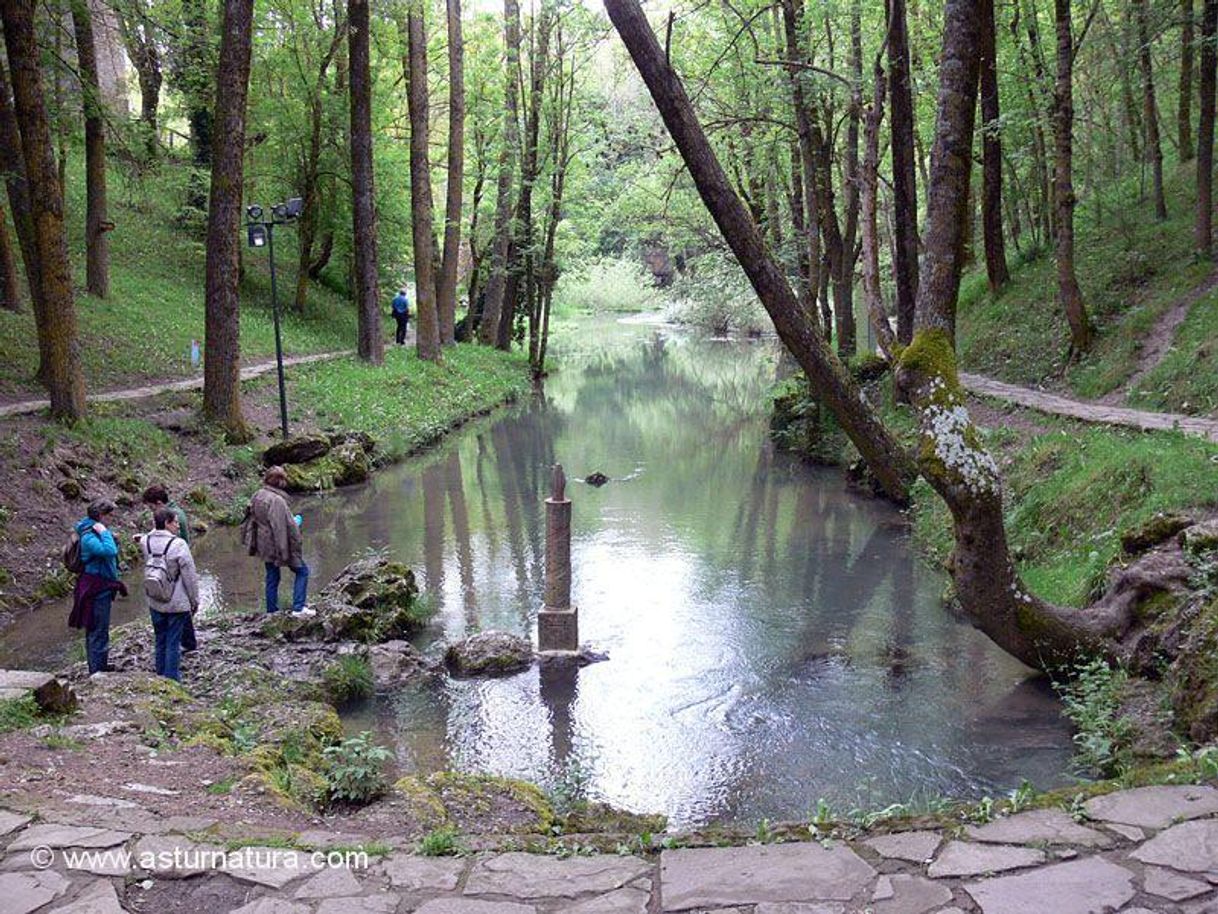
{"left": 143, "top": 535, "right": 180, "bottom": 603}
{"left": 63, "top": 531, "right": 85, "bottom": 575}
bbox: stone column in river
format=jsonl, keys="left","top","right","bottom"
{"left": 539, "top": 463, "right": 579, "bottom": 653}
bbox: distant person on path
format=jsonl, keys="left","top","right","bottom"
{"left": 142, "top": 483, "right": 198, "bottom": 653}
{"left": 391, "top": 288, "right": 411, "bottom": 345}
{"left": 241, "top": 466, "right": 314, "bottom": 616}
{"left": 142, "top": 507, "right": 199, "bottom": 681}
{"left": 69, "top": 499, "right": 126, "bottom": 674}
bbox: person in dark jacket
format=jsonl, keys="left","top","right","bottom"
{"left": 391, "top": 288, "right": 410, "bottom": 345}
{"left": 142, "top": 483, "right": 198, "bottom": 652}
{"left": 241, "top": 466, "right": 314, "bottom": 616}
{"left": 74, "top": 498, "right": 123, "bottom": 673}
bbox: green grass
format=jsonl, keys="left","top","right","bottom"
{"left": 321, "top": 654, "right": 374, "bottom": 705}
{"left": 416, "top": 825, "right": 462, "bottom": 857}
{"left": 0, "top": 152, "right": 357, "bottom": 400}
{"left": 1128, "top": 283, "right": 1218, "bottom": 414}
{"left": 293, "top": 344, "right": 532, "bottom": 459}
{"left": 911, "top": 414, "right": 1218, "bottom": 607}
{"left": 957, "top": 162, "right": 1209, "bottom": 399}
{"left": 0, "top": 695, "right": 41, "bottom": 733}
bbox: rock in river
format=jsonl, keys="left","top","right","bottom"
{"left": 445, "top": 631, "right": 534, "bottom": 677}
{"left": 263, "top": 434, "right": 332, "bottom": 467}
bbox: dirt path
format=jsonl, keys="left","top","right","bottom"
{"left": 1097, "top": 270, "right": 1218, "bottom": 407}
{"left": 0, "top": 350, "right": 351, "bottom": 418}
{"left": 961, "top": 372, "right": 1218, "bottom": 442}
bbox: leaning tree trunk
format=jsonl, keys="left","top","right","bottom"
{"left": 0, "top": 198, "right": 21, "bottom": 311}
{"left": 979, "top": 0, "right": 1010, "bottom": 291}
{"left": 1135, "top": 0, "right": 1168, "bottom": 220}
{"left": 895, "top": 0, "right": 1130, "bottom": 670}
{"left": 887, "top": 0, "right": 919, "bottom": 344}
{"left": 201, "top": 0, "right": 255, "bottom": 441}
{"left": 349, "top": 0, "right": 384, "bottom": 363}
{"left": 70, "top": 0, "right": 110, "bottom": 298}
{"left": 1198, "top": 0, "right": 1217, "bottom": 256}
{"left": 406, "top": 2, "right": 441, "bottom": 362}
{"left": 603, "top": 0, "right": 916, "bottom": 504}
{"left": 437, "top": 0, "right": 464, "bottom": 346}
{"left": 1053, "top": 0, "right": 1093, "bottom": 355}
{"left": 478, "top": 0, "right": 521, "bottom": 347}
{"left": 1182, "top": 0, "right": 1196, "bottom": 162}
{"left": 1, "top": 0, "right": 85, "bottom": 420}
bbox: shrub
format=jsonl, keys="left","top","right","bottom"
{"left": 1057, "top": 658, "right": 1134, "bottom": 777}
{"left": 417, "top": 826, "right": 462, "bottom": 857}
{"left": 665, "top": 255, "right": 768, "bottom": 335}
{"left": 321, "top": 655, "right": 374, "bottom": 705}
{"left": 552, "top": 257, "right": 662, "bottom": 315}
{"left": 322, "top": 731, "right": 392, "bottom": 806}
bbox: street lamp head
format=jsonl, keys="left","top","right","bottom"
{"left": 283, "top": 197, "right": 303, "bottom": 219}
{"left": 247, "top": 224, "right": 268, "bottom": 248}
{"left": 246, "top": 203, "right": 264, "bottom": 222}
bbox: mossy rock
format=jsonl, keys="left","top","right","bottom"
{"left": 392, "top": 776, "right": 451, "bottom": 830}
{"left": 444, "top": 631, "right": 533, "bottom": 677}
{"left": 1121, "top": 513, "right": 1195, "bottom": 555}
{"left": 559, "top": 801, "right": 668, "bottom": 835}
{"left": 1181, "top": 519, "right": 1218, "bottom": 555}
{"left": 424, "top": 771, "right": 555, "bottom": 834}
{"left": 263, "top": 434, "right": 332, "bottom": 467}
{"left": 283, "top": 441, "right": 371, "bottom": 492}
{"left": 1170, "top": 597, "right": 1218, "bottom": 742}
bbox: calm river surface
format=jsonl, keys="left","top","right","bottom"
{"left": 1, "top": 316, "right": 1073, "bottom": 827}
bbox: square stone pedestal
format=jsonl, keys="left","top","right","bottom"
{"left": 538, "top": 605, "right": 579, "bottom": 653}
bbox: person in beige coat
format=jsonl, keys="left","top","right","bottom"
{"left": 241, "top": 466, "right": 314, "bottom": 616}
{"left": 142, "top": 507, "right": 200, "bottom": 681}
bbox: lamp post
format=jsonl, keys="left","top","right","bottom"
{"left": 246, "top": 197, "right": 302, "bottom": 439}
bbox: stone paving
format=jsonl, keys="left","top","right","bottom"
{"left": 2, "top": 784, "right": 1217, "bottom": 913}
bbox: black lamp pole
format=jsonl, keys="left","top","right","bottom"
{"left": 246, "top": 198, "right": 302, "bottom": 440}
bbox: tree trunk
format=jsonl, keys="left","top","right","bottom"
{"left": 201, "top": 0, "right": 255, "bottom": 441}
{"left": 349, "top": 0, "right": 384, "bottom": 363}
{"left": 70, "top": 0, "right": 110, "bottom": 298}
{"left": 603, "top": 0, "right": 916, "bottom": 504}
{"left": 513, "top": 4, "right": 551, "bottom": 358}
{"left": 1182, "top": 0, "right": 1196, "bottom": 161}
{"left": 1200, "top": 0, "right": 1217, "bottom": 257}
{"left": 979, "top": 0, "right": 1010, "bottom": 290}
{"left": 478, "top": 0, "right": 520, "bottom": 347}
{"left": 0, "top": 58, "right": 41, "bottom": 321}
{"left": 0, "top": 198, "right": 21, "bottom": 311}
{"left": 118, "top": 7, "right": 162, "bottom": 159}
{"left": 1, "top": 0, "right": 86, "bottom": 419}
{"left": 181, "top": 0, "right": 213, "bottom": 167}
{"left": 1135, "top": 0, "right": 1168, "bottom": 220}
{"left": 1053, "top": 0, "right": 1093, "bottom": 354}
{"left": 836, "top": 0, "right": 862, "bottom": 358}
{"left": 886, "top": 0, "right": 919, "bottom": 343}
{"left": 861, "top": 55, "right": 895, "bottom": 359}
{"left": 295, "top": 93, "right": 325, "bottom": 312}
{"left": 406, "top": 3, "right": 441, "bottom": 362}
{"left": 437, "top": 0, "right": 464, "bottom": 346}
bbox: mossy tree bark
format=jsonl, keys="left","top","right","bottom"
{"left": 1053, "top": 0, "right": 1093, "bottom": 355}
{"left": 603, "top": 0, "right": 917, "bottom": 504}
{"left": 202, "top": 0, "right": 255, "bottom": 442}
{"left": 0, "top": 198, "right": 21, "bottom": 311}
{"left": 860, "top": 56, "right": 896, "bottom": 360}
{"left": 180, "top": 0, "right": 213, "bottom": 169}
{"left": 70, "top": 0, "right": 110, "bottom": 299}
{"left": 117, "top": 5, "right": 162, "bottom": 160}
{"left": 1199, "top": 0, "right": 1217, "bottom": 257}
{"left": 349, "top": 0, "right": 384, "bottom": 364}
{"left": 405, "top": 1, "right": 441, "bottom": 363}
{"left": 479, "top": 0, "right": 521, "bottom": 348}
{"left": 1, "top": 0, "right": 86, "bottom": 420}
{"left": 437, "top": 0, "right": 464, "bottom": 347}
{"left": 0, "top": 58, "right": 39, "bottom": 318}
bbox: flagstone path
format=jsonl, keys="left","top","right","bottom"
{"left": 3, "top": 784, "right": 1217, "bottom": 913}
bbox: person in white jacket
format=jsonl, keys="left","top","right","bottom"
{"left": 142, "top": 507, "right": 200, "bottom": 681}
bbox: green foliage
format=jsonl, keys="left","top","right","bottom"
{"left": 416, "top": 826, "right": 463, "bottom": 857}
{"left": 322, "top": 731, "right": 392, "bottom": 806}
{"left": 1057, "top": 659, "right": 1134, "bottom": 778}
{"left": 321, "top": 655, "right": 374, "bottom": 705}
{"left": 552, "top": 258, "right": 662, "bottom": 315}
{"left": 665, "top": 255, "right": 768, "bottom": 335}
{"left": 0, "top": 696, "right": 41, "bottom": 734}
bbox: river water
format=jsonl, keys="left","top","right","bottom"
{"left": 0, "top": 317, "right": 1073, "bottom": 827}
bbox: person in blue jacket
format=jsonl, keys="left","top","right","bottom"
{"left": 391, "top": 288, "right": 410, "bottom": 345}
{"left": 76, "top": 499, "right": 121, "bottom": 673}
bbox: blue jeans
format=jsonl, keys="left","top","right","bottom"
{"left": 181, "top": 612, "right": 198, "bottom": 652}
{"left": 265, "top": 562, "right": 309, "bottom": 613}
{"left": 86, "top": 590, "right": 113, "bottom": 674}
{"left": 150, "top": 610, "right": 188, "bottom": 681}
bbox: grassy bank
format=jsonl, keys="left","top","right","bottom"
{"left": 0, "top": 155, "right": 356, "bottom": 401}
